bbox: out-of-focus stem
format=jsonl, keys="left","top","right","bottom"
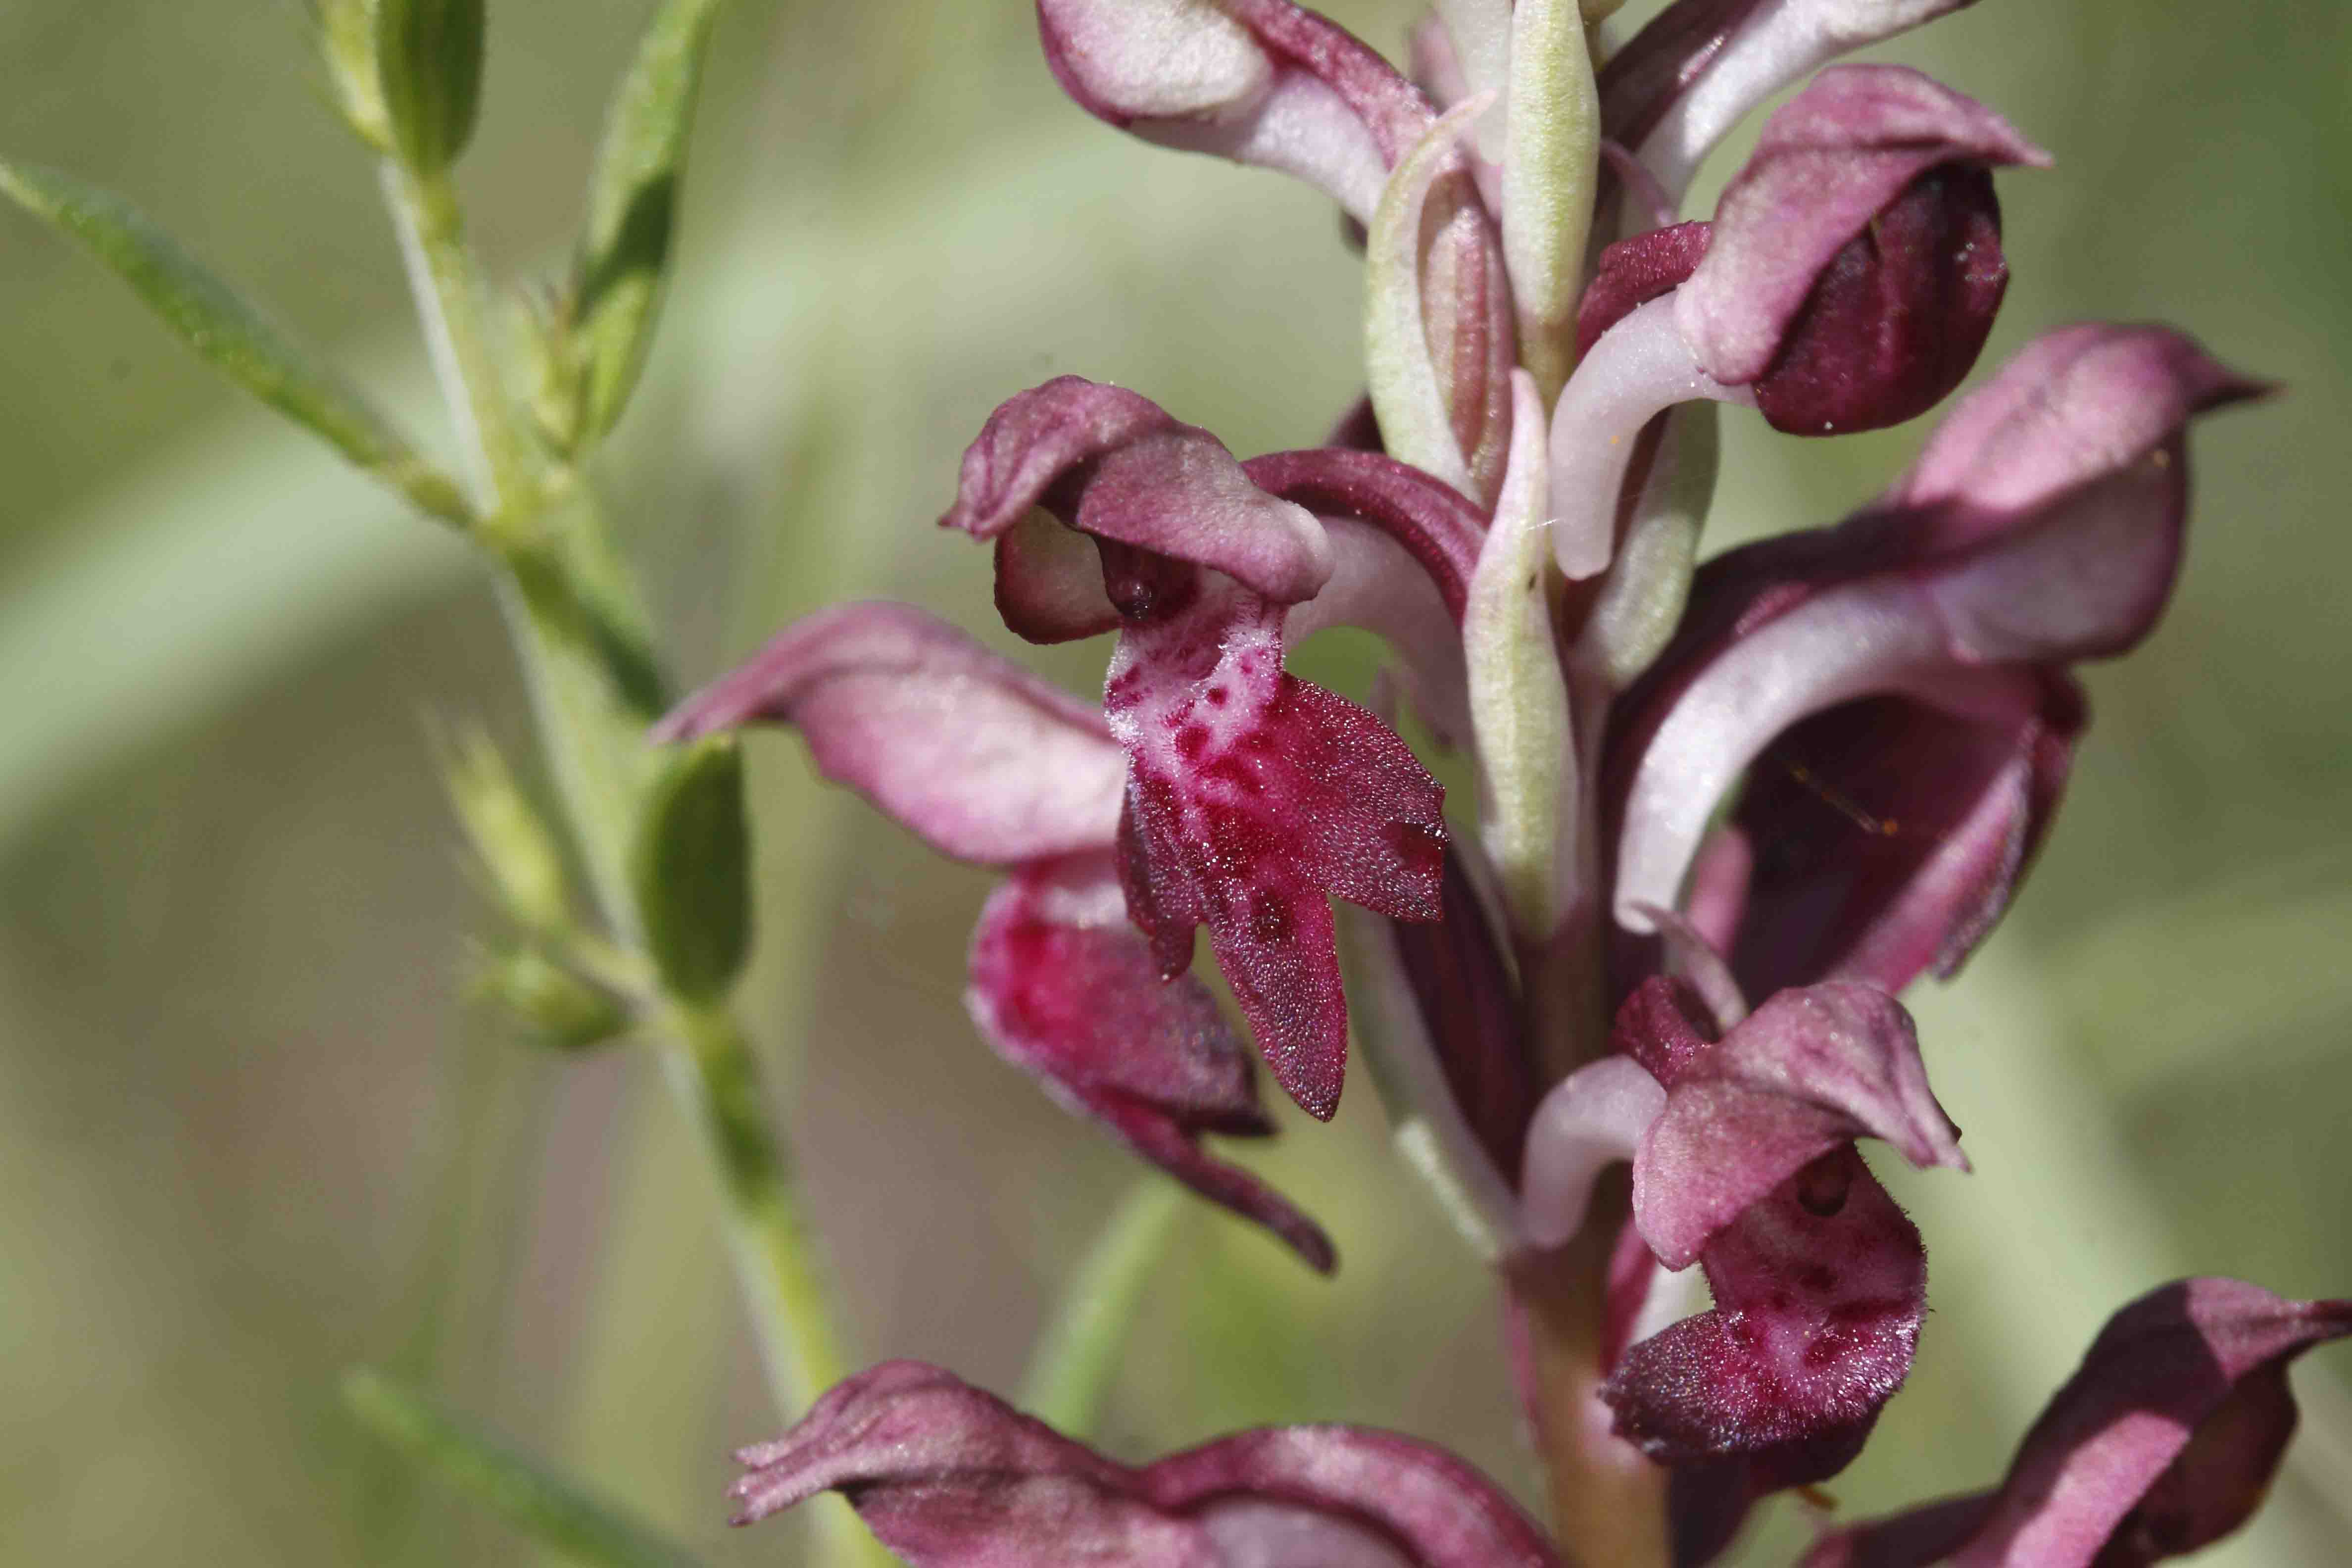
{"left": 381, "top": 158, "right": 890, "bottom": 1568}
{"left": 1018, "top": 1178, "right": 1188, "bottom": 1438}
{"left": 1508, "top": 1178, "right": 1671, "bottom": 1568}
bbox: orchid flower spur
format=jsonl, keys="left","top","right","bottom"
{"left": 663, "top": 1, "right": 2344, "bottom": 1564}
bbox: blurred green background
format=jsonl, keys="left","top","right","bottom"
{"left": 2, "top": 2, "right": 2348, "bottom": 1563}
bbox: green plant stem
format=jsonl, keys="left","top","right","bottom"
{"left": 380, "top": 159, "right": 536, "bottom": 531}
{"left": 660, "top": 999, "right": 857, "bottom": 1407}
{"left": 379, "top": 154, "right": 889, "bottom": 1568}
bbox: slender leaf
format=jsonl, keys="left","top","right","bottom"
{"left": 1018, "top": 1179, "right": 1188, "bottom": 1437}
{"left": 340, "top": 1367, "right": 707, "bottom": 1568}
{"left": 560, "top": 0, "right": 727, "bottom": 449}
{"left": 0, "top": 157, "right": 470, "bottom": 525}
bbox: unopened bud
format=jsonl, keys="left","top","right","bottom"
{"left": 376, "top": 0, "right": 486, "bottom": 174}
{"left": 631, "top": 735, "right": 752, "bottom": 1003}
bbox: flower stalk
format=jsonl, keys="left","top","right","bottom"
{"left": 376, "top": 146, "right": 889, "bottom": 1568}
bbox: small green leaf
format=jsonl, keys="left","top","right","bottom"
{"left": 437, "top": 723, "right": 577, "bottom": 934}
{"left": 377, "top": 0, "right": 487, "bottom": 175}
{"left": 632, "top": 735, "right": 751, "bottom": 1003}
{"left": 472, "top": 946, "right": 630, "bottom": 1051}
{"left": 0, "top": 157, "right": 470, "bottom": 526}
{"left": 339, "top": 1368, "right": 707, "bottom": 1568}
{"left": 555, "top": 0, "right": 727, "bottom": 451}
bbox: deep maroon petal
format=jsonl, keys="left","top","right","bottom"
{"left": 1385, "top": 848, "right": 1536, "bottom": 1177}
{"left": 1598, "top": 0, "right": 1766, "bottom": 154}
{"left": 1675, "top": 66, "right": 2044, "bottom": 433}
{"left": 1725, "top": 672, "right": 2083, "bottom": 1001}
{"left": 944, "top": 378, "right": 1334, "bottom": 621}
{"left": 654, "top": 600, "right": 1124, "bottom": 866}
{"left": 1747, "top": 164, "right": 2009, "bottom": 435}
{"left": 734, "top": 1362, "right": 1564, "bottom": 1567}
{"left": 1631, "top": 981, "right": 1964, "bottom": 1270}
{"left": 967, "top": 856, "right": 1334, "bottom": 1270}
{"left": 1604, "top": 1147, "right": 1926, "bottom": 1487}
{"left": 1576, "top": 221, "right": 1714, "bottom": 359}
{"left": 1801, "top": 1280, "right": 2352, "bottom": 1567}
{"left": 1107, "top": 589, "right": 1447, "bottom": 1120}
{"left": 1242, "top": 448, "right": 1486, "bottom": 621}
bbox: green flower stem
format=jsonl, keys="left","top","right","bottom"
{"left": 660, "top": 999, "right": 859, "bottom": 1408}
{"left": 380, "top": 158, "right": 537, "bottom": 534}
{"left": 1018, "top": 1179, "right": 1187, "bottom": 1438}
{"left": 379, "top": 156, "right": 890, "bottom": 1568}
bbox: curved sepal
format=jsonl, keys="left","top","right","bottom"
{"left": 733, "top": 1361, "right": 1566, "bottom": 1568}
{"left": 654, "top": 601, "right": 1125, "bottom": 867}
{"left": 1607, "top": 326, "right": 2266, "bottom": 987}
{"left": 968, "top": 856, "right": 1335, "bottom": 1271}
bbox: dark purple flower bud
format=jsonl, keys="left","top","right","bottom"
{"left": 1575, "top": 220, "right": 1715, "bottom": 359}
{"left": 1546, "top": 69, "right": 2036, "bottom": 576}
{"left": 1676, "top": 65, "right": 2044, "bottom": 435}
{"left": 1801, "top": 1279, "right": 2352, "bottom": 1567}
{"left": 1605, "top": 325, "right": 2266, "bottom": 998}
{"left": 657, "top": 604, "right": 1326, "bottom": 1262}
{"left": 945, "top": 380, "right": 1453, "bottom": 1121}
{"left": 732, "top": 1360, "right": 1567, "bottom": 1568}
{"left": 1383, "top": 848, "right": 1536, "bottom": 1179}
